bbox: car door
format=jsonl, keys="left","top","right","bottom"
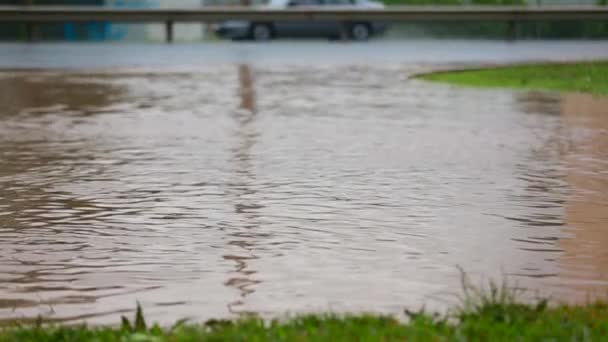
{"left": 274, "top": 0, "right": 326, "bottom": 38}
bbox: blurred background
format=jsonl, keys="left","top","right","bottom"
{"left": 1, "top": 0, "right": 607, "bottom": 41}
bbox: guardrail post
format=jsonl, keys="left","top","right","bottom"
{"left": 25, "top": 21, "right": 34, "bottom": 42}
{"left": 506, "top": 20, "right": 516, "bottom": 42}
{"left": 165, "top": 20, "right": 174, "bottom": 43}
{"left": 339, "top": 22, "right": 349, "bottom": 41}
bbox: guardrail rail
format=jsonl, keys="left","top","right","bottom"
{"left": 2, "top": 5, "right": 607, "bottom": 42}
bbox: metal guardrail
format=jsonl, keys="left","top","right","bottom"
{"left": 2, "top": 5, "right": 608, "bottom": 22}
{"left": 1, "top": 5, "right": 608, "bottom": 42}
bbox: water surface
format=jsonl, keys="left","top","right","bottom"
{"left": 0, "top": 41, "right": 608, "bottom": 324}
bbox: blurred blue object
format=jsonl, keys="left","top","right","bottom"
{"left": 106, "top": 0, "right": 161, "bottom": 41}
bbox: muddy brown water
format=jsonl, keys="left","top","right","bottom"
{"left": 1, "top": 42, "right": 608, "bottom": 324}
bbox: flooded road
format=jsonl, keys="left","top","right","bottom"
{"left": 0, "top": 41, "right": 608, "bottom": 324}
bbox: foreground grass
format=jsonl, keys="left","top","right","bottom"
{"left": 419, "top": 61, "right": 608, "bottom": 96}
{"left": 1, "top": 300, "right": 608, "bottom": 341}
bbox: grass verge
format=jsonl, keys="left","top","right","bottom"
{"left": 418, "top": 61, "right": 608, "bottom": 96}
{"left": 1, "top": 296, "right": 607, "bottom": 341}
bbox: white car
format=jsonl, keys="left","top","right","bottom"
{"left": 213, "top": 0, "right": 388, "bottom": 41}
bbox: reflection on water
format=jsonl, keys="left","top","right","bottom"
{"left": 559, "top": 94, "right": 608, "bottom": 302}
{"left": 509, "top": 91, "right": 608, "bottom": 298}
{"left": 0, "top": 74, "right": 123, "bottom": 117}
{"left": 224, "top": 64, "right": 262, "bottom": 315}
{"left": 0, "top": 66, "right": 607, "bottom": 324}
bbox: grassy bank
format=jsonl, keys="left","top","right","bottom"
{"left": 418, "top": 61, "right": 608, "bottom": 96}
{"left": 2, "top": 300, "right": 607, "bottom": 341}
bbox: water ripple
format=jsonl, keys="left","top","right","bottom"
{"left": 0, "top": 63, "right": 607, "bottom": 324}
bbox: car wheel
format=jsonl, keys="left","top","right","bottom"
{"left": 350, "top": 23, "right": 371, "bottom": 41}
{"left": 251, "top": 24, "right": 272, "bottom": 41}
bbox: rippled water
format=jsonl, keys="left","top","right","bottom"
{"left": 1, "top": 42, "right": 608, "bottom": 324}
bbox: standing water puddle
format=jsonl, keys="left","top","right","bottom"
{"left": 0, "top": 60, "right": 607, "bottom": 324}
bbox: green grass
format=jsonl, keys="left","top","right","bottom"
{"left": 2, "top": 294, "right": 608, "bottom": 341}
{"left": 418, "top": 61, "right": 608, "bottom": 96}
{"left": 2, "top": 302, "right": 607, "bottom": 341}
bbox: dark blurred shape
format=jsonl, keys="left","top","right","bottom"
{"left": 0, "top": 0, "right": 106, "bottom": 41}
{"left": 0, "top": 74, "right": 122, "bottom": 117}
{"left": 515, "top": 91, "right": 561, "bottom": 116}
{"left": 213, "top": 0, "right": 388, "bottom": 41}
